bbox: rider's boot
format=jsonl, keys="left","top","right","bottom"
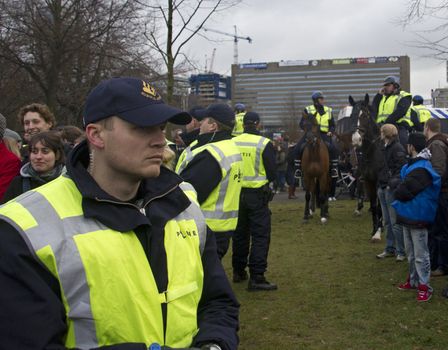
{"left": 330, "top": 159, "right": 339, "bottom": 178}
{"left": 294, "top": 159, "right": 302, "bottom": 178}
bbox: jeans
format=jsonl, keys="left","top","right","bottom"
{"left": 377, "top": 187, "right": 405, "bottom": 255}
{"left": 403, "top": 226, "right": 431, "bottom": 287}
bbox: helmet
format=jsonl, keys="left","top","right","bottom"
{"left": 311, "top": 91, "right": 324, "bottom": 100}
{"left": 383, "top": 76, "right": 400, "bottom": 87}
{"left": 234, "top": 103, "right": 245, "bottom": 112}
{"left": 412, "top": 95, "right": 424, "bottom": 105}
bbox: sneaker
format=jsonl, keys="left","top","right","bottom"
{"left": 417, "top": 284, "right": 432, "bottom": 302}
{"left": 248, "top": 275, "right": 278, "bottom": 291}
{"left": 376, "top": 251, "right": 395, "bottom": 259}
{"left": 396, "top": 255, "right": 406, "bottom": 262}
{"left": 398, "top": 280, "right": 416, "bottom": 291}
{"left": 233, "top": 270, "right": 248, "bottom": 283}
{"left": 431, "top": 267, "right": 447, "bottom": 277}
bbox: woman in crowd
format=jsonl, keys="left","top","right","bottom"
{"left": 1, "top": 131, "right": 65, "bottom": 203}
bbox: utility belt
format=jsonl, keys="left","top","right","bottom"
{"left": 242, "top": 184, "right": 274, "bottom": 203}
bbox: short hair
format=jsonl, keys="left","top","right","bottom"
{"left": 60, "top": 125, "right": 84, "bottom": 144}
{"left": 18, "top": 103, "right": 56, "bottom": 128}
{"left": 425, "top": 118, "right": 441, "bottom": 133}
{"left": 29, "top": 131, "right": 65, "bottom": 166}
{"left": 208, "top": 117, "right": 234, "bottom": 132}
{"left": 380, "top": 123, "right": 398, "bottom": 138}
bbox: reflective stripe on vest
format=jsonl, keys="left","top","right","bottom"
{"left": 232, "top": 112, "right": 246, "bottom": 136}
{"left": 175, "top": 139, "right": 198, "bottom": 174}
{"left": 306, "top": 105, "right": 332, "bottom": 133}
{"left": 0, "top": 176, "right": 206, "bottom": 348}
{"left": 412, "top": 105, "right": 431, "bottom": 124}
{"left": 178, "top": 139, "right": 243, "bottom": 232}
{"left": 234, "top": 133, "right": 270, "bottom": 188}
{"left": 377, "top": 91, "right": 413, "bottom": 126}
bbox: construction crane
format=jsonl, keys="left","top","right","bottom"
{"left": 202, "top": 25, "right": 252, "bottom": 65}
{"left": 208, "top": 48, "right": 216, "bottom": 73}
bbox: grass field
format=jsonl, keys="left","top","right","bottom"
{"left": 222, "top": 197, "right": 448, "bottom": 350}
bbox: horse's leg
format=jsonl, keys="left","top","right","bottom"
{"left": 354, "top": 179, "right": 364, "bottom": 216}
{"left": 303, "top": 190, "right": 311, "bottom": 222}
{"left": 365, "top": 181, "right": 381, "bottom": 242}
{"left": 315, "top": 180, "right": 321, "bottom": 209}
{"left": 319, "top": 175, "right": 329, "bottom": 223}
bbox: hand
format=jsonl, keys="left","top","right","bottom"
{"left": 379, "top": 87, "right": 385, "bottom": 94}
{"left": 327, "top": 132, "right": 332, "bottom": 137}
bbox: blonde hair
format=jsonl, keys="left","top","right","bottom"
{"left": 162, "top": 146, "right": 176, "bottom": 170}
{"left": 380, "top": 123, "right": 398, "bottom": 139}
{"left": 3, "top": 136, "right": 21, "bottom": 159}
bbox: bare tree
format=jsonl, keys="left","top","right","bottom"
{"left": 142, "top": 0, "right": 241, "bottom": 104}
{"left": 281, "top": 93, "right": 302, "bottom": 142}
{"left": 400, "top": 0, "right": 448, "bottom": 59}
{"left": 0, "top": 0, "right": 156, "bottom": 126}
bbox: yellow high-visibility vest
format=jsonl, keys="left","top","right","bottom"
{"left": 233, "top": 133, "right": 270, "bottom": 188}
{"left": 0, "top": 176, "right": 206, "bottom": 349}
{"left": 377, "top": 91, "right": 413, "bottom": 126}
{"left": 412, "top": 105, "right": 431, "bottom": 124}
{"left": 305, "top": 105, "right": 332, "bottom": 133}
{"left": 176, "top": 139, "right": 243, "bottom": 232}
{"left": 232, "top": 112, "right": 246, "bottom": 136}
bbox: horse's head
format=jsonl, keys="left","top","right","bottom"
{"left": 302, "top": 110, "right": 320, "bottom": 148}
{"left": 348, "top": 94, "right": 376, "bottom": 147}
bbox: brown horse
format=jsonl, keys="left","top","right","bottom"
{"left": 301, "top": 112, "right": 330, "bottom": 223}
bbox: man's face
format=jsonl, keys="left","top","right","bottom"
{"left": 316, "top": 97, "right": 324, "bottom": 105}
{"left": 185, "top": 118, "right": 200, "bottom": 133}
{"left": 199, "top": 117, "right": 217, "bottom": 135}
{"left": 100, "top": 117, "right": 166, "bottom": 180}
{"left": 23, "top": 112, "right": 52, "bottom": 141}
{"left": 383, "top": 83, "right": 395, "bottom": 95}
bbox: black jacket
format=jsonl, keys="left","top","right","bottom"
{"left": 378, "top": 139, "right": 407, "bottom": 189}
{"left": 0, "top": 141, "right": 239, "bottom": 350}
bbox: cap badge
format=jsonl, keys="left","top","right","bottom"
{"left": 142, "top": 81, "right": 161, "bottom": 100}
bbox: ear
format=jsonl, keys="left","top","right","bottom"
{"left": 348, "top": 95, "right": 355, "bottom": 106}
{"left": 364, "top": 94, "right": 370, "bottom": 105}
{"left": 85, "top": 123, "right": 105, "bottom": 149}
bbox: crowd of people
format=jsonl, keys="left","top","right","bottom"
{"left": 1, "top": 74, "right": 448, "bottom": 349}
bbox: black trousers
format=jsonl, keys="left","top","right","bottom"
{"left": 232, "top": 188, "right": 271, "bottom": 276}
{"left": 429, "top": 192, "right": 448, "bottom": 271}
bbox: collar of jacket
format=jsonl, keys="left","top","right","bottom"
{"left": 180, "top": 128, "right": 200, "bottom": 147}
{"left": 193, "top": 130, "right": 232, "bottom": 149}
{"left": 66, "top": 140, "right": 189, "bottom": 232}
{"left": 242, "top": 128, "right": 260, "bottom": 136}
{"left": 427, "top": 133, "right": 448, "bottom": 147}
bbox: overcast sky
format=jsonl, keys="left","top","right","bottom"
{"left": 185, "top": 0, "right": 447, "bottom": 99}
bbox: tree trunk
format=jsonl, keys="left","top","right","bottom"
{"left": 166, "top": 0, "right": 174, "bottom": 103}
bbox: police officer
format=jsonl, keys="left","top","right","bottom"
{"left": 372, "top": 76, "right": 413, "bottom": 146}
{"left": 411, "top": 95, "right": 431, "bottom": 132}
{"left": 0, "top": 78, "right": 239, "bottom": 350}
{"left": 294, "top": 91, "right": 339, "bottom": 179}
{"left": 176, "top": 103, "right": 243, "bottom": 260}
{"left": 232, "top": 103, "right": 246, "bottom": 136}
{"left": 233, "top": 112, "right": 278, "bottom": 291}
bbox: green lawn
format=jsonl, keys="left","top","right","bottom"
{"left": 222, "top": 199, "right": 448, "bottom": 350}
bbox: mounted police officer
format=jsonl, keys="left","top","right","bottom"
{"left": 294, "top": 91, "right": 339, "bottom": 179}
{"left": 410, "top": 95, "right": 431, "bottom": 132}
{"left": 372, "top": 76, "right": 413, "bottom": 146}
{"left": 232, "top": 103, "right": 246, "bottom": 136}
{"left": 176, "top": 103, "right": 243, "bottom": 260}
{"left": 0, "top": 77, "right": 239, "bottom": 350}
{"left": 233, "top": 112, "right": 278, "bottom": 291}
